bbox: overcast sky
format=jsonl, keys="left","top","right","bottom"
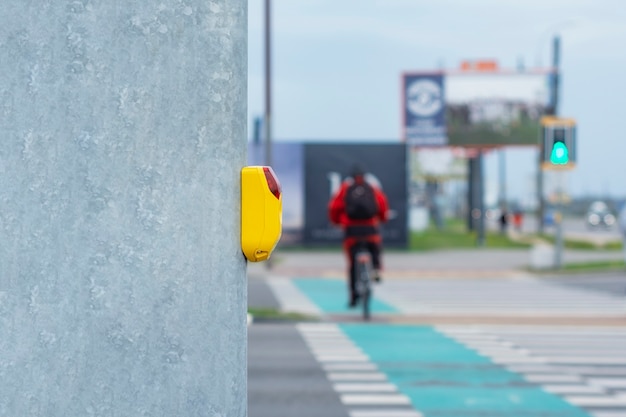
{"left": 247, "top": 0, "right": 626, "bottom": 203}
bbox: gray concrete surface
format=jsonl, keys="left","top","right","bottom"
{"left": 248, "top": 247, "right": 624, "bottom": 280}
{"left": 248, "top": 323, "right": 348, "bottom": 417}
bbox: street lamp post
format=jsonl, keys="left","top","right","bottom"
{"left": 264, "top": 0, "right": 272, "bottom": 168}
{"left": 264, "top": 0, "right": 274, "bottom": 269}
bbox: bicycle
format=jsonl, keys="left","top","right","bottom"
{"left": 353, "top": 241, "right": 374, "bottom": 321}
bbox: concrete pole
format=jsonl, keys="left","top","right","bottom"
{"left": 538, "top": 35, "right": 561, "bottom": 234}
{"left": 0, "top": 2, "right": 247, "bottom": 416}
{"left": 475, "top": 151, "right": 486, "bottom": 246}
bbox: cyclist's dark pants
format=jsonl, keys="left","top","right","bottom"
{"left": 348, "top": 241, "right": 380, "bottom": 298}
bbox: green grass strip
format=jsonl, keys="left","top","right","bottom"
{"left": 247, "top": 307, "right": 317, "bottom": 322}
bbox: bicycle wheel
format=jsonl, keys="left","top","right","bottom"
{"left": 356, "top": 257, "right": 371, "bottom": 321}
{"left": 362, "top": 284, "right": 370, "bottom": 321}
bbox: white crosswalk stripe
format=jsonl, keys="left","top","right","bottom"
{"left": 265, "top": 277, "right": 321, "bottom": 315}
{"left": 349, "top": 411, "right": 422, "bottom": 417}
{"left": 297, "top": 323, "right": 422, "bottom": 417}
{"left": 439, "top": 325, "right": 626, "bottom": 417}
{"left": 375, "top": 278, "right": 626, "bottom": 316}
{"left": 333, "top": 383, "right": 398, "bottom": 392}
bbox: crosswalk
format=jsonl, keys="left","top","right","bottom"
{"left": 298, "top": 323, "right": 423, "bottom": 417}
{"left": 277, "top": 275, "right": 626, "bottom": 416}
{"left": 439, "top": 325, "right": 626, "bottom": 417}
{"left": 374, "top": 276, "right": 626, "bottom": 317}
{"left": 297, "top": 323, "right": 626, "bottom": 417}
{"left": 268, "top": 275, "right": 626, "bottom": 318}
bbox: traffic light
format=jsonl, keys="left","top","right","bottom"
{"left": 541, "top": 117, "right": 576, "bottom": 169}
{"left": 550, "top": 127, "right": 569, "bottom": 164}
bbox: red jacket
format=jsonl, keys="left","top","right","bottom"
{"left": 328, "top": 176, "right": 389, "bottom": 242}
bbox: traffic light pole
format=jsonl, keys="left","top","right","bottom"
{"left": 554, "top": 171, "right": 566, "bottom": 269}
{"left": 541, "top": 115, "right": 576, "bottom": 270}
{"left": 538, "top": 35, "right": 561, "bottom": 235}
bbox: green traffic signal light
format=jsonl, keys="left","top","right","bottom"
{"left": 550, "top": 141, "right": 569, "bottom": 165}
{"left": 541, "top": 118, "right": 576, "bottom": 168}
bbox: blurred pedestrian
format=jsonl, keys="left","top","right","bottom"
{"left": 499, "top": 209, "right": 508, "bottom": 234}
{"left": 512, "top": 209, "right": 523, "bottom": 232}
{"left": 618, "top": 203, "right": 626, "bottom": 266}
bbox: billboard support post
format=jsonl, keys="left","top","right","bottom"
{"left": 499, "top": 149, "right": 507, "bottom": 211}
{"left": 468, "top": 152, "right": 485, "bottom": 245}
{"left": 467, "top": 157, "right": 475, "bottom": 231}
{"left": 541, "top": 115, "right": 576, "bottom": 270}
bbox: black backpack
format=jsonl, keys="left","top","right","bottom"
{"left": 345, "top": 182, "right": 378, "bottom": 220}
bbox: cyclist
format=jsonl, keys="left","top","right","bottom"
{"left": 328, "top": 164, "right": 389, "bottom": 307}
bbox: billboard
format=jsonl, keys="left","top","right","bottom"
{"left": 303, "top": 143, "right": 408, "bottom": 247}
{"left": 402, "top": 73, "right": 447, "bottom": 146}
{"left": 402, "top": 69, "right": 554, "bottom": 147}
{"left": 248, "top": 142, "right": 408, "bottom": 248}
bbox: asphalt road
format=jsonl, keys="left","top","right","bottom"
{"left": 545, "top": 271, "right": 626, "bottom": 297}
{"left": 495, "top": 215, "right": 623, "bottom": 246}
{"left": 248, "top": 323, "right": 348, "bottom": 417}
{"left": 248, "top": 267, "right": 626, "bottom": 417}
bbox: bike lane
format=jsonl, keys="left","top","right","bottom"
{"left": 293, "top": 278, "right": 397, "bottom": 314}
{"left": 341, "top": 324, "right": 591, "bottom": 417}
{"left": 292, "top": 278, "right": 592, "bottom": 417}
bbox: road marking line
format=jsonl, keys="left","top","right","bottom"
{"left": 505, "top": 364, "right": 560, "bottom": 373}
{"left": 476, "top": 348, "right": 530, "bottom": 356}
{"left": 328, "top": 372, "right": 388, "bottom": 381}
{"left": 268, "top": 278, "right": 321, "bottom": 314}
{"left": 524, "top": 373, "right": 584, "bottom": 383}
{"left": 323, "top": 363, "right": 378, "bottom": 371}
{"left": 341, "top": 394, "right": 412, "bottom": 405}
{"left": 590, "top": 412, "right": 626, "bottom": 417}
{"left": 565, "top": 395, "right": 626, "bottom": 407}
{"left": 309, "top": 346, "right": 364, "bottom": 355}
{"left": 297, "top": 323, "right": 341, "bottom": 332}
{"left": 543, "top": 384, "right": 606, "bottom": 394}
{"left": 492, "top": 356, "right": 548, "bottom": 364}
{"left": 315, "top": 354, "right": 370, "bottom": 362}
{"left": 333, "top": 383, "right": 397, "bottom": 392}
{"left": 588, "top": 378, "right": 626, "bottom": 388}
{"left": 300, "top": 331, "right": 347, "bottom": 337}
{"left": 349, "top": 410, "right": 423, "bottom": 417}
{"left": 549, "top": 357, "right": 626, "bottom": 365}
{"left": 311, "top": 349, "right": 365, "bottom": 357}
{"left": 507, "top": 364, "right": 626, "bottom": 376}
{"left": 303, "top": 336, "right": 354, "bottom": 342}
{"left": 309, "top": 345, "right": 364, "bottom": 352}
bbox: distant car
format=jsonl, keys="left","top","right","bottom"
{"left": 585, "top": 201, "right": 615, "bottom": 229}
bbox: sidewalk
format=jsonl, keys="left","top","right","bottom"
{"left": 247, "top": 247, "right": 626, "bottom": 326}
{"left": 247, "top": 246, "right": 624, "bottom": 280}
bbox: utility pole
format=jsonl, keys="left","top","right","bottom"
{"left": 0, "top": 1, "right": 248, "bottom": 415}
{"left": 264, "top": 0, "right": 275, "bottom": 269}
{"left": 264, "top": 0, "right": 273, "bottom": 168}
{"left": 499, "top": 148, "right": 507, "bottom": 211}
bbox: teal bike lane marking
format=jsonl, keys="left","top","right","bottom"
{"left": 293, "top": 278, "right": 397, "bottom": 314}
{"left": 341, "top": 324, "right": 591, "bottom": 417}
